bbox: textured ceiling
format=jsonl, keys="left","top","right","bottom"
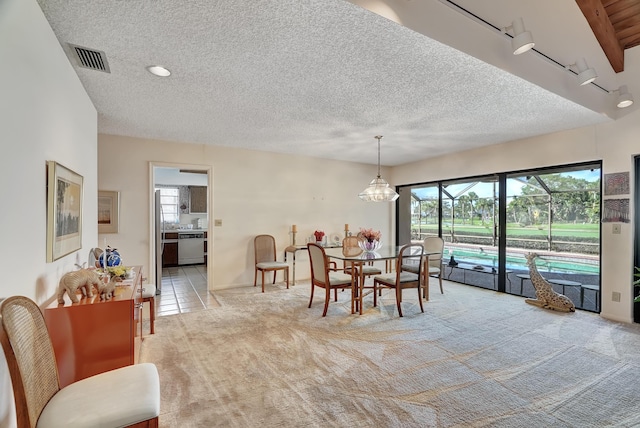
{"left": 36, "top": 0, "right": 637, "bottom": 166}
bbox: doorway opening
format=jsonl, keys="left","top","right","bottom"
{"left": 150, "top": 162, "right": 217, "bottom": 315}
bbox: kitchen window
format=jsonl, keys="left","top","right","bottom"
{"left": 155, "top": 187, "right": 179, "bottom": 223}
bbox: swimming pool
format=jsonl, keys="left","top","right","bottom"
{"left": 445, "top": 248, "right": 599, "bottom": 274}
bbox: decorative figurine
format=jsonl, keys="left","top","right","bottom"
{"left": 524, "top": 253, "right": 575, "bottom": 312}
{"left": 97, "top": 276, "right": 118, "bottom": 301}
{"left": 57, "top": 269, "right": 103, "bottom": 304}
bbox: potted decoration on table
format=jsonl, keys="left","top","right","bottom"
{"left": 358, "top": 227, "right": 382, "bottom": 252}
{"left": 105, "top": 266, "right": 133, "bottom": 281}
{"left": 314, "top": 230, "right": 325, "bottom": 244}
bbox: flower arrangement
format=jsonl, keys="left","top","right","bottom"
{"left": 359, "top": 228, "right": 381, "bottom": 243}
{"left": 314, "top": 230, "right": 325, "bottom": 242}
{"left": 103, "top": 266, "right": 132, "bottom": 280}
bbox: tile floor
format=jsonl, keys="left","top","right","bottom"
{"left": 156, "top": 265, "right": 219, "bottom": 316}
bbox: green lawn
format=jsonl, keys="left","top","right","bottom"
{"left": 414, "top": 222, "right": 599, "bottom": 239}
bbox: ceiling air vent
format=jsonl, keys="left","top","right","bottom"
{"left": 68, "top": 44, "right": 111, "bottom": 73}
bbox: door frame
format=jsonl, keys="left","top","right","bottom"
{"left": 149, "top": 161, "right": 214, "bottom": 292}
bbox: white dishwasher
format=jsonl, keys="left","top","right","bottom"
{"left": 178, "top": 232, "right": 205, "bottom": 265}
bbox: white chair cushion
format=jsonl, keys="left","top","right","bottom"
{"left": 38, "top": 363, "right": 160, "bottom": 428}
{"left": 346, "top": 265, "right": 382, "bottom": 275}
{"left": 375, "top": 272, "right": 419, "bottom": 285}
{"left": 256, "top": 261, "right": 288, "bottom": 269}
{"left": 402, "top": 264, "right": 441, "bottom": 276}
{"left": 401, "top": 264, "right": 419, "bottom": 274}
{"left": 141, "top": 283, "right": 156, "bottom": 298}
{"left": 427, "top": 266, "right": 441, "bottom": 275}
{"left": 328, "top": 272, "right": 354, "bottom": 286}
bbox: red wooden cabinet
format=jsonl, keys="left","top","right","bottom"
{"left": 44, "top": 266, "right": 143, "bottom": 388}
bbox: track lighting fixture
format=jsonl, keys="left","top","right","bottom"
{"left": 615, "top": 85, "right": 634, "bottom": 108}
{"left": 504, "top": 18, "right": 534, "bottom": 55}
{"left": 439, "top": 2, "right": 630, "bottom": 111}
{"left": 569, "top": 58, "right": 597, "bottom": 86}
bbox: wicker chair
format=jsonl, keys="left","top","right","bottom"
{"left": 307, "top": 243, "right": 355, "bottom": 316}
{"left": 373, "top": 243, "right": 424, "bottom": 317}
{"left": 254, "top": 234, "right": 290, "bottom": 292}
{"left": 0, "top": 296, "right": 160, "bottom": 428}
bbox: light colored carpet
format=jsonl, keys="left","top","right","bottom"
{"left": 140, "top": 280, "right": 640, "bottom": 427}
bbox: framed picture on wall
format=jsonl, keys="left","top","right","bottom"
{"left": 604, "top": 172, "right": 630, "bottom": 195}
{"left": 47, "top": 161, "right": 83, "bottom": 262}
{"left": 98, "top": 190, "right": 120, "bottom": 233}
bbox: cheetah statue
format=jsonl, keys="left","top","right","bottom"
{"left": 57, "top": 269, "right": 103, "bottom": 304}
{"left": 524, "top": 253, "right": 575, "bottom": 312}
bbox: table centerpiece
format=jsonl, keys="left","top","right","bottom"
{"left": 358, "top": 227, "right": 382, "bottom": 252}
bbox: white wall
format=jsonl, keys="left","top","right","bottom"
{"left": 98, "top": 135, "right": 395, "bottom": 289}
{"left": 392, "top": 113, "right": 640, "bottom": 324}
{"left": 0, "top": 0, "right": 98, "bottom": 426}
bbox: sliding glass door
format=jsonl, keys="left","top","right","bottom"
{"left": 504, "top": 166, "right": 601, "bottom": 311}
{"left": 440, "top": 176, "right": 501, "bottom": 291}
{"left": 396, "top": 162, "right": 601, "bottom": 312}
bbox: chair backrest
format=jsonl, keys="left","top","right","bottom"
{"left": 254, "top": 234, "right": 277, "bottom": 264}
{"left": 0, "top": 296, "right": 61, "bottom": 428}
{"left": 397, "top": 243, "right": 424, "bottom": 279}
{"left": 342, "top": 236, "right": 360, "bottom": 254}
{"left": 423, "top": 236, "right": 444, "bottom": 266}
{"left": 342, "top": 236, "right": 362, "bottom": 270}
{"left": 307, "top": 243, "right": 329, "bottom": 286}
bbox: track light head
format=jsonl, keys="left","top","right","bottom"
{"left": 507, "top": 18, "right": 535, "bottom": 55}
{"left": 616, "top": 85, "right": 634, "bottom": 108}
{"left": 574, "top": 58, "right": 597, "bottom": 86}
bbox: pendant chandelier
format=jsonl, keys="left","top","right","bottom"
{"left": 358, "top": 135, "right": 399, "bottom": 202}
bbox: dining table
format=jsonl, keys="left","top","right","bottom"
{"left": 324, "top": 245, "right": 438, "bottom": 315}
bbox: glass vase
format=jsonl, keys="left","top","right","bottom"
{"left": 359, "top": 239, "right": 381, "bottom": 253}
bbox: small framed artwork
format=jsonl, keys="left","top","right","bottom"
{"left": 604, "top": 172, "right": 630, "bottom": 196}
{"left": 602, "top": 198, "right": 630, "bottom": 223}
{"left": 47, "top": 161, "right": 83, "bottom": 262}
{"left": 98, "top": 190, "right": 120, "bottom": 233}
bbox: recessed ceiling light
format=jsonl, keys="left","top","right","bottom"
{"left": 146, "top": 65, "right": 171, "bottom": 77}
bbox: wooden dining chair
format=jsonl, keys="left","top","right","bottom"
{"left": 0, "top": 295, "right": 160, "bottom": 428}
{"left": 254, "top": 234, "right": 290, "bottom": 292}
{"left": 422, "top": 236, "right": 445, "bottom": 298}
{"left": 402, "top": 236, "right": 445, "bottom": 300}
{"left": 373, "top": 243, "right": 424, "bottom": 317}
{"left": 307, "top": 243, "right": 355, "bottom": 316}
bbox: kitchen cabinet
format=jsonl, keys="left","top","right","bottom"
{"left": 189, "top": 186, "right": 207, "bottom": 213}
{"left": 44, "top": 266, "right": 143, "bottom": 388}
{"left": 162, "top": 232, "right": 179, "bottom": 267}
{"left": 163, "top": 242, "right": 178, "bottom": 267}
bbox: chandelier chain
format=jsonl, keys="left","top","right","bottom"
{"left": 375, "top": 135, "right": 382, "bottom": 178}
